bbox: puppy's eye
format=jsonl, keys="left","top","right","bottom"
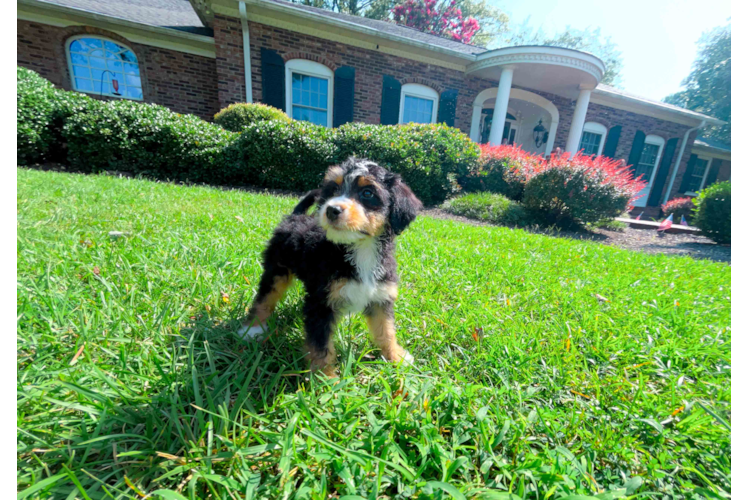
{"left": 360, "top": 188, "right": 375, "bottom": 200}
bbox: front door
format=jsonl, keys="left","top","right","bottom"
{"left": 632, "top": 141, "right": 664, "bottom": 207}
{"left": 502, "top": 120, "right": 517, "bottom": 145}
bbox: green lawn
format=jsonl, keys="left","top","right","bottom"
{"left": 17, "top": 168, "right": 731, "bottom": 499}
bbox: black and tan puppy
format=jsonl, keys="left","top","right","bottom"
{"left": 238, "top": 157, "right": 422, "bottom": 375}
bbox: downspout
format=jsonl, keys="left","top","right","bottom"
{"left": 663, "top": 120, "right": 705, "bottom": 202}
{"left": 239, "top": 1, "right": 253, "bottom": 103}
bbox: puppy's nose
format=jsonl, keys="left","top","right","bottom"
{"left": 326, "top": 205, "right": 344, "bottom": 221}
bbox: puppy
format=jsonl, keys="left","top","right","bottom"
{"left": 238, "top": 157, "right": 422, "bottom": 375}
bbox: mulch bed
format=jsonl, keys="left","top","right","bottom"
{"left": 423, "top": 208, "right": 731, "bottom": 264}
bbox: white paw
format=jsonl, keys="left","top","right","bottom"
{"left": 402, "top": 351, "right": 415, "bottom": 365}
{"left": 237, "top": 324, "right": 266, "bottom": 340}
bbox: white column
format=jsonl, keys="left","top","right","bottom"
{"left": 469, "top": 104, "right": 483, "bottom": 142}
{"left": 488, "top": 66, "right": 514, "bottom": 146}
{"left": 565, "top": 87, "right": 592, "bottom": 154}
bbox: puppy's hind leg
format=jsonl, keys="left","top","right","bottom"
{"left": 239, "top": 264, "right": 294, "bottom": 340}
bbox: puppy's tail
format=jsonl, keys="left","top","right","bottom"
{"left": 292, "top": 189, "right": 321, "bottom": 215}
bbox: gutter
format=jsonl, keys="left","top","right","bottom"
{"left": 663, "top": 120, "right": 706, "bottom": 202}
{"left": 239, "top": 1, "right": 253, "bottom": 103}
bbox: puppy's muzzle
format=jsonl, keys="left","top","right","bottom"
{"left": 326, "top": 205, "right": 343, "bottom": 222}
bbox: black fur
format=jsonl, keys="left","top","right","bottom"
{"left": 247, "top": 157, "right": 421, "bottom": 368}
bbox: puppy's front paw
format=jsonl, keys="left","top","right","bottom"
{"left": 237, "top": 323, "right": 266, "bottom": 341}
{"left": 401, "top": 351, "right": 415, "bottom": 365}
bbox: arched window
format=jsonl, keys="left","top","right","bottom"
{"left": 579, "top": 122, "right": 607, "bottom": 156}
{"left": 634, "top": 135, "right": 666, "bottom": 183}
{"left": 66, "top": 36, "right": 142, "bottom": 99}
{"left": 399, "top": 84, "right": 439, "bottom": 124}
{"left": 285, "top": 59, "right": 334, "bottom": 128}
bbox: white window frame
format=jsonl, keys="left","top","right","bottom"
{"left": 637, "top": 135, "right": 666, "bottom": 183}
{"left": 284, "top": 59, "right": 334, "bottom": 128}
{"left": 399, "top": 83, "right": 439, "bottom": 124}
{"left": 684, "top": 156, "right": 713, "bottom": 195}
{"left": 579, "top": 122, "right": 607, "bottom": 156}
{"left": 65, "top": 35, "right": 143, "bottom": 100}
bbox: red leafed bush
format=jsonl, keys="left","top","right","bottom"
{"left": 662, "top": 197, "right": 695, "bottom": 222}
{"left": 458, "top": 144, "right": 542, "bottom": 201}
{"left": 522, "top": 151, "right": 646, "bottom": 227}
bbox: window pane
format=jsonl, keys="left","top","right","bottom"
{"left": 107, "top": 58, "right": 123, "bottom": 72}
{"left": 291, "top": 73, "right": 328, "bottom": 111}
{"left": 70, "top": 52, "right": 88, "bottom": 65}
{"left": 89, "top": 57, "right": 106, "bottom": 69}
{"left": 75, "top": 78, "right": 93, "bottom": 92}
{"left": 579, "top": 131, "right": 602, "bottom": 155}
{"left": 686, "top": 158, "right": 709, "bottom": 191}
{"left": 69, "top": 40, "right": 83, "bottom": 53}
{"left": 104, "top": 40, "right": 120, "bottom": 52}
{"left": 126, "top": 87, "right": 143, "bottom": 99}
{"left": 292, "top": 105, "right": 327, "bottom": 126}
{"left": 72, "top": 65, "right": 91, "bottom": 78}
{"left": 634, "top": 143, "right": 660, "bottom": 182}
{"left": 403, "top": 95, "right": 433, "bottom": 124}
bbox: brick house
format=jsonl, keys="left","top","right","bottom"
{"left": 17, "top": 0, "right": 730, "bottom": 213}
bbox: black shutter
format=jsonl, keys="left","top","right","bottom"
{"left": 627, "top": 130, "right": 646, "bottom": 171}
{"left": 602, "top": 125, "right": 621, "bottom": 158}
{"left": 379, "top": 75, "right": 401, "bottom": 125}
{"left": 704, "top": 159, "right": 722, "bottom": 187}
{"left": 333, "top": 66, "right": 355, "bottom": 127}
{"left": 437, "top": 89, "right": 458, "bottom": 127}
{"left": 261, "top": 48, "right": 285, "bottom": 111}
{"left": 680, "top": 154, "right": 698, "bottom": 193}
{"left": 646, "top": 137, "right": 678, "bottom": 206}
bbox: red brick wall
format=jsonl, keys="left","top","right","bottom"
{"left": 213, "top": 15, "right": 499, "bottom": 133}
{"left": 17, "top": 20, "right": 219, "bottom": 120}
{"left": 716, "top": 160, "right": 731, "bottom": 183}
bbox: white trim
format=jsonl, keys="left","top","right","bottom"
{"left": 284, "top": 59, "right": 334, "bottom": 128}
{"left": 18, "top": 0, "right": 216, "bottom": 58}
{"left": 398, "top": 84, "right": 439, "bottom": 124}
{"left": 468, "top": 46, "right": 605, "bottom": 84}
{"left": 591, "top": 88, "right": 722, "bottom": 127}
{"left": 239, "top": 1, "right": 253, "bottom": 103}
{"left": 65, "top": 35, "right": 143, "bottom": 100}
{"left": 580, "top": 122, "right": 607, "bottom": 156}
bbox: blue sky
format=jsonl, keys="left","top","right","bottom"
{"left": 496, "top": 0, "right": 730, "bottom": 101}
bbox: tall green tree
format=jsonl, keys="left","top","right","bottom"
{"left": 500, "top": 22, "right": 623, "bottom": 86}
{"left": 664, "top": 24, "right": 731, "bottom": 145}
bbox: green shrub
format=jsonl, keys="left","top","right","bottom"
{"left": 63, "top": 99, "right": 236, "bottom": 179}
{"left": 333, "top": 123, "right": 480, "bottom": 205}
{"left": 441, "top": 192, "right": 531, "bottom": 226}
{"left": 214, "top": 103, "right": 290, "bottom": 132}
{"left": 662, "top": 197, "right": 696, "bottom": 222}
{"left": 224, "top": 119, "right": 335, "bottom": 190}
{"left": 522, "top": 154, "right": 645, "bottom": 227}
{"left": 17, "top": 67, "right": 89, "bottom": 164}
{"left": 458, "top": 144, "right": 540, "bottom": 201}
{"left": 693, "top": 181, "right": 730, "bottom": 244}
{"left": 18, "top": 68, "right": 480, "bottom": 202}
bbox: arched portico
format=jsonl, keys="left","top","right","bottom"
{"left": 466, "top": 46, "right": 605, "bottom": 154}
{"left": 470, "top": 87, "right": 560, "bottom": 157}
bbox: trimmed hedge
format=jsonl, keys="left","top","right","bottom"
{"left": 214, "top": 103, "right": 290, "bottom": 132}
{"left": 17, "top": 67, "right": 89, "bottom": 164}
{"left": 17, "top": 68, "right": 478, "bottom": 205}
{"left": 458, "top": 144, "right": 541, "bottom": 201}
{"left": 693, "top": 181, "right": 730, "bottom": 244}
{"left": 441, "top": 192, "right": 531, "bottom": 227}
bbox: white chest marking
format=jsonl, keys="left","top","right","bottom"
{"left": 336, "top": 280, "right": 393, "bottom": 314}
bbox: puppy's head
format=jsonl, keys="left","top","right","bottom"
{"left": 318, "top": 157, "right": 422, "bottom": 244}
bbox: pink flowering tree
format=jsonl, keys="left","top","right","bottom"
{"left": 391, "top": 0, "right": 480, "bottom": 44}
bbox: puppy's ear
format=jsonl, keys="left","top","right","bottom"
{"left": 386, "top": 174, "right": 423, "bottom": 235}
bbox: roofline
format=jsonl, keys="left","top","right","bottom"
{"left": 19, "top": 0, "right": 216, "bottom": 56}
{"left": 221, "top": 0, "right": 479, "bottom": 61}
{"left": 692, "top": 140, "right": 731, "bottom": 158}
{"left": 592, "top": 86, "right": 724, "bottom": 126}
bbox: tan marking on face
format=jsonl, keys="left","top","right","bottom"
{"left": 306, "top": 336, "right": 337, "bottom": 377}
{"left": 243, "top": 271, "right": 294, "bottom": 328}
{"left": 364, "top": 212, "right": 387, "bottom": 236}
{"left": 324, "top": 166, "right": 345, "bottom": 184}
{"left": 366, "top": 303, "right": 406, "bottom": 362}
{"left": 357, "top": 176, "right": 375, "bottom": 187}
